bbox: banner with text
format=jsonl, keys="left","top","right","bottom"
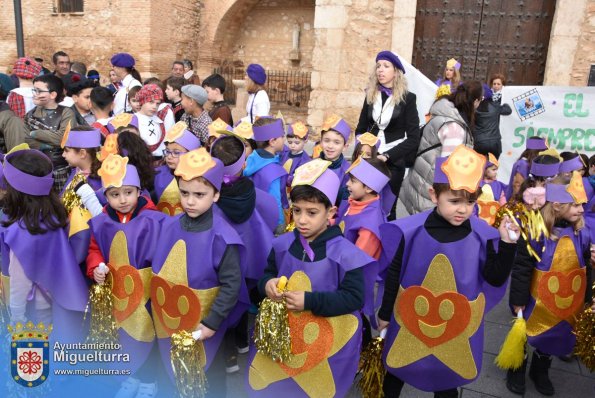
{"left": 499, "top": 86, "right": 594, "bottom": 182}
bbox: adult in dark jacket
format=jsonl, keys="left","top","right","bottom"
{"left": 473, "top": 84, "right": 511, "bottom": 158}
{"left": 355, "top": 51, "right": 420, "bottom": 219}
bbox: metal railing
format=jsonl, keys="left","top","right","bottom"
{"left": 213, "top": 66, "right": 311, "bottom": 108}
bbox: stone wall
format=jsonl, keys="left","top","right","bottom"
{"left": 307, "top": 0, "right": 395, "bottom": 136}
{"left": 0, "top": 0, "right": 200, "bottom": 83}
{"left": 570, "top": 0, "right": 595, "bottom": 85}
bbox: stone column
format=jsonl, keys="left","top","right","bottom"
{"left": 232, "top": 79, "right": 249, "bottom": 122}
{"left": 391, "top": 0, "right": 417, "bottom": 62}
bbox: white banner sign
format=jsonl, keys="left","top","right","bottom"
{"left": 499, "top": 86, "right": 595, "bottom": 183}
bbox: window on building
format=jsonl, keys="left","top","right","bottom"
{"left": 57, "top": 0, "right": 84, "bottom": 13}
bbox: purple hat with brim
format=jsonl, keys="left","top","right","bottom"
{"left": 545, "top": 183, "right": 575, "bottom": 204}
{"left": 530, "top": 161, "right": 560, "bottom": 178}
{"left": 559, "top": 155, "right": 583, "bottom": 173}
{"left": 165, "top": 129, "right": 201, "bottom": 151}
{"left": 253, "top": 119, "right": 284, "bottom": 141}
{"left": 65, "top": 129, "right": 102, "bottom": 149}
{"left": 348, "top": 158, "right": 389, "bottom": 194}
{"left": 3, "top": 150, "right": 54, "bottom": 196}
{"left": 292, "top": 159, "right": 340, "bottom": 205}
{"left": 526, "top": 137, "right": 548, "bottom": 150}
{"left": 323, "top": 118, "right": 351, "bottom": 144}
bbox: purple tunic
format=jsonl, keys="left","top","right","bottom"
{"left": 154, "top": 165, "right": 174, "bottom": 200}
{"left": 381, "top": 211, "right": 502, "bottom": 392}
{"left": 1, "top": 222, "right": 89, "bottom": 343}
{"left": 246, "top": 232, "right": 374, "bottom": 398}
{"left": 255, "top": 188, "right": 279, "bottom": 232}
{"left": 88, "top": 209, "right": 166, "bottom": 373}
{"left": 151, "top": 213, "right": 249, "bottom": 379}
{"left": 280, "top": 151, "right": 311, "bottom": 186}
{"left": 505, "top": 159, "right": 529, "bottom": 200}
{"left": 583, "top": 176, "right": 595, "bottom": 213}
{"left": 523, "top": 226, "right": 590, "bottom": 356}
{"left": 251, "top": 162, "right": 289, "bottom": 209}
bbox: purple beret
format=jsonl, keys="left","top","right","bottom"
{"left": 247, "top": 64, "right": 266, "bottom": 85}
{"left": 110, "top": 53, "right": 135, "bottom": 68}
{"left": 375, "top": 51, "right": 405, "bottom": 74}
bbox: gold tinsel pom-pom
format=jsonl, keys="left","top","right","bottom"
{"left": 495, "top": 311, "right": 527, "bottom": 370}
{"left": 358, "top": 329, "right": 387, "bottom": 398}
{"left": 62, "top": 173, "right": 88, "bottom": 214}
{"left": 85, "top": 277, "right": 118, "bottom": 345}
{"left": 254, "top": 278, "right": 291, "bottom": 362}
{"left": 170, "top": 330, "right": 208, "bottom": 398}
{"left": 574, "top": 286, "right": 595, "bottom": 372}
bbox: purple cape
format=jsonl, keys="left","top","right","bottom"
{"left": 151, "top": 213, "right": 249, "bottom": 380}
{"left": 1, "top": 221, "right": 89, "bottom": 343}
{"left": 88, "top": 209, "right": 166, "bottom": 373}
{"left": 245, "top": 232, "right": 374, "bottom": 398}
{"left": 381, "top": 210, "right": 502, "bottom": 392}
{"left": 523, "top": 226, "right": 590, "bottom": 356}
{"left": 281, "top": 151, "right": 311, "bottom": 186}
{"left": 250, "top": 162, "right": 289, "bottom": 209}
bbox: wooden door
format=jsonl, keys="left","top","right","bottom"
{"left": 412, "top": 0, "right": 556, "bottom": 85}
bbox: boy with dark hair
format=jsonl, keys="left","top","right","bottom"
{"left": 203, "top": 73, "right": 233, "bottom": 125}
{"left": 247, "top": 158, "right": 374, "bottom": 397}
{"left": 378, "top": 146, "right": 519, "bottom": 397}
{"left": 243, "top": 117, "right": 288, "bottom": 234}
{"left": 90, "top": 86, "right": 114, "bottom": 137}
{"left": 67, "top": 77, "right": 97, "bottom": 125}
{"left": 24, "top": 74, "right": 77, "bottom": 191}
{"left": 165, "top": 76, "right": 185, "bottom": 122}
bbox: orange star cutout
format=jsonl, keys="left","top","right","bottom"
{"left": 441, "top": 146, "right": 486, "bottom": 193}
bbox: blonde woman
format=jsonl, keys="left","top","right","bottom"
{"left": 243, "top": 63, "right": 270, "bottom": 123}
{"left": 355, "top": 50, "right": 420, "bottom": 219}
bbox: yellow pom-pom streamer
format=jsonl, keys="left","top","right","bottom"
{"left": 84, "top": 265, "right": 118, "bottom": 344}
{"left": 574, "top": 283, "right": 595, "bottom": 372}
{"left": 62, "top": 173, "right": 88, "bottom": 214}
{"left": 495, "top": 310, "right": 527, "bottom": 370}
{"left": 170, "top": 330, "right": 208, "bottom": 398}
{"left": 253, "top": 276, "right": 292, "bottom": 362}
{"left": 358, "top": 328, "right": 387, "bottom": 398}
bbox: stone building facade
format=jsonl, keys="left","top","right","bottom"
{"left": 1, "top": 0, "right": 593, "bottom": 132}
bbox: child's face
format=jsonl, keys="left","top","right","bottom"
{"left": 287, "top": 137, "right": 306, "bottom": 154}
{"left": 129, "top": 97, "right": 141, "bottom": 113}
{"left": 165, "top": 85, "right": 180, "bottom": 101}
{"left": 444, "top": 67, "right": 455, "bottom": 80}
{"left": 164, "top": 142, "right": 187, "bottom": 170}
{"left": 62, "top": 147, "right": 85, "bottom": 169}
{"left": 557, "top": 202, "right": 584, "bottom": 224}
{"left": 32, "top": 82, "right": 56, "bottom": 107}
{"left": 73, "top": 88, "right": 93, "bottom": 113}
{"left": 179, "top": 178, "right": 219, "bottom": 218}
{"left": 204, "top": 86, "right": 220, "bottom": 102}
{"left": 105, "top": 186, "right": 140, "bottom": 214}
{"left": 292, "top": 199, "right": 336, "bottom": 241}
{"left": 430, "top": 188, "right": 475, "bottom": 226}
{"left": 346, "top": 175, "right": 373, "bottom": 201}
{"left": 484, "top": 165, "right": 498, "bottom": 181}
{"left": 359, "top": 144, "right": 373, "bottom": 159}
{"left": 491, "top": 78, "right": 503, "bottom": 92}
{"left": 589, "top": 164, "right": 595, "bottom": 176}
{"left": 140, "top": 100, "right": 160, "bottom": 117}
{"left": 181, "top": 94, "right": 196, "bottom": 113}
{"left": 321, "top": 130, "right": 346, "bottom": 161}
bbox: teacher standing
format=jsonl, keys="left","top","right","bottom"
{"left": 355, "top": 51, "right": 420, "bottom": 219}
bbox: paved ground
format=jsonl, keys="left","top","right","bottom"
{"left": 227, "top": 287, "right": 595, "bottom": 398}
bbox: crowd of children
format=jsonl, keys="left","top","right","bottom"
{"left": 0, "top": 49, "right": 593, "bottom": 398}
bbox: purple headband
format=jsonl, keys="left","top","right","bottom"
{"left": 311, "top": 169, "right": 340, "bottom": 205}
{"left": 559, "top": 156, "right": 583, "bottom": 173}
{"left": 348, "top": 159, "right": 389, "bottom": 194}
{"left": 433, "top": 157, "right": 449, "bottom": 184}
{"left": 3, "top": 150, "right": 54, "bottom": 196}
{"left": 201, "top": 158, "right": 225, "bottom": 191}
{"left": 209, "top": 136, "right": 247, "bottom": 182}
{"left": 324, "top": 119, "right": 351, "bottom": 143}
{"left": 530, "top": 161, "right": 560, "bottom": 178}
{"left": 545, "top": 183, "right": 574, "bottom": 204}
{"left": 165, "top": 129, "right": 201, "bottom": 151}
{"left": 526, "top": 137, "right": 548, "bottom": 150}
{"left": 0, "top": 161, "right": 5, "bottom": 190}
{"left": 65, "top": 129, "right": 102, "bottom": 148}
{"left": 103, "top": 164, "right": 141, "bottom": 191}
{"left": 253, "top": 119, "right": 284, "bottom": 141}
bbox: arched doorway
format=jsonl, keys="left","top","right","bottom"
{"left": 412, "top": 0, "right": 556, "bottom": 85}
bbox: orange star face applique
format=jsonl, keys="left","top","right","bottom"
{"left": 165, "top": 121, "right": 188, "bottom": 143}
{"left": 526, "top": 236, "right": 586, "bottom": 336}
{"left": 233, "top": 121, "right": 254, "bottom": 140}
{"left": 567, "top": 171, "right": 587, "bottom": 204}
{"left": 248, "top": 271, "right": 359, "bottom": 397}
{"left": 98, "top": 134, "right": 119, "bottom": 161}
{"left": 98, "top": 154, "right": 128, "bottom": 188}
{"left": 208, "top": 118, "right": 231, "bottom": 138}
{"left": 110, "top": 113, "right": 134, "bottom": 130}
{"left": 174, "top": 148, "right": 216, "bottom": 182}
{"left": 292, "top": 158, "right": 331, "bottom": 187}
{"left": 441, "top": 146, "right": 486, "bottom": 193}
{"left": 386, "top": 254, "right": 485, "bottom": 380}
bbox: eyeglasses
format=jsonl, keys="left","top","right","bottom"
{"left": 31, "top": 88, "right": 50, "bottom": 95}
{"left": 163, "top": 149, "right": 187, "bottom": 158}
